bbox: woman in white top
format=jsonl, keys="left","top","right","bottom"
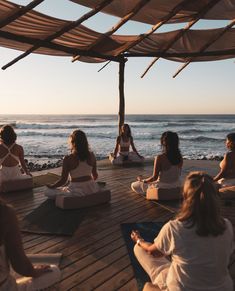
{"left": 109, "top": 124, "right": 144, "bottom": 165}
{"left": 131, "top": 172, "right": 234, "bottom": 291}
{"left": 131, "top": 131, "right": 183, "bottom": 195}
{"left": 214, "top": 133, "right": 235, "bottom": 187}
{"left": 0, "top": 125, "right": 31, "bottom": 186}
{"left": 0, "top": 199, "right": 60, "bottom": 290}
{"left": 45, "top": 129, "right": 100, "bottom": 199}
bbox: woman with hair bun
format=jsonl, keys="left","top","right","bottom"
{"left": 214, "top": 133, "right": 235, "bottom": 187}
{"left": 131, "top": 172, "right": 234, "bottom": 291}
{"left": 0, "top": 124, "right": 31, "bottom": 188}
{"left": 131, "top": 131, "right": 183, "bottom": 195}
{"left": 45, "top": 130, "right": 100, "bottom": 199}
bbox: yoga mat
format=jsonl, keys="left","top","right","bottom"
{"left": 21, "top": 199, "right": 85, "bottom": 236}
{"left": 33, "top": 173, "right": 60, "bottom": 188}
{"left": 121, "top": 222, "right": 165, "bottom": 291}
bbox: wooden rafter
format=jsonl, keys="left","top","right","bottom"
{"left": 72, "top": 0, "right": 151, "bottom": 62}
{"left": 141, "top": 0, "right": 222, "bottom": 78}
{"left": 124, "top": 48, "right": 235, "bottom": 58}
{"left": 114, "top": 0, "right": 190, "bottom": 56}
{"left": 1, "top": 0, "right": 114, "bottom": 70}
{"left": 0, "top": 30, "right": 120, "bottom": 70}
{"left": 173, "top": 18, "right": 235, "bottom": 78}
{"left": 0, "top": 0, "right": 44, "bottom": 29}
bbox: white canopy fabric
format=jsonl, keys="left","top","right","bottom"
{"left": 0, "top": 0, "right": 234, "bottom": 65}
{"left": 70, "top": 0, "right": 235, "bottom": 24}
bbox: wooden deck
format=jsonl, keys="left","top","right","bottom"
{"left": 2, "top": 161, "right": 235, "bottom": 291}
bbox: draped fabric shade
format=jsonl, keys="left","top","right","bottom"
{"left": 70, "top": 0, "right": 235, "bottom": 24}
{"left": 0, "top": 0, "right": 234, "bottom": 67}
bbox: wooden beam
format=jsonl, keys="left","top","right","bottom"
{"left": 173, "top": 18, "right": 235, "bottom": 78}
{"left": 72, "top": 0, "right": 151, "bottom": 62}
{"left": 0, "top": 0, "right": 44, "bottom": 29}
{"left": 1, "top": 0, "right": 114, "bottom": 70}
{"left": 141, "top": 0, "right": 222, "bottom": 78}
{"left": 124, "top": 48, "right": 235, "bottom": 58}
{"left": 0, "top": 30, "right": 120, "bottom": 70}
{"left": 115, "top": 0, "right": 189, "bottom": 56}
{"left": 118, "top": 58, "right": 127, "bottom": 134}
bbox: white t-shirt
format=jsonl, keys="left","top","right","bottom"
{"left": 154, "top": 219, "right": 234, "bottom": 291}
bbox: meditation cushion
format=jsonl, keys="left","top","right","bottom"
{"left": 55, "top": 189, "right": 111, "bottom": 209}
{"left": 146, "top": 187, "right": 182, "bottom": 201}
{"left": 0, "top": 177, "right": 33, "bottom": 193}
{"left": 219, "top": 186, "right": 235, "bottom": 199}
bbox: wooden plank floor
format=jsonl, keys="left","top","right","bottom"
{"left": 1, "top": 162, "right": 235, "bottom": 290}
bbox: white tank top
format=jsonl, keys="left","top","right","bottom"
{"left": 69, "top": 161, "right": 92, "bottom": 179}
{"left": 0, "top": 143, "right": 19, "bottom": 166}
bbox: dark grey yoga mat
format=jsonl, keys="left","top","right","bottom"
{"left": 21, "top": 199, "right": 85, "bottom": 236}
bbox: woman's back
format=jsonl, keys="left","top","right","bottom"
{"left": 0, "top": 143, "right": 21, "bottom": 167}
{"left": 155, "top": 219, "right": 234, "bottom": 291}
{"left": 157, "top": 153, "right": 182, "bottom": 184}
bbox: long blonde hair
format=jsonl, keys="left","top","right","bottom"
{"left": 177, "top": 171, "right": 225, "bottom": 236}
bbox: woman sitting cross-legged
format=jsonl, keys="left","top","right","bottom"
{"left": 109, "top": 123, "right": 144, "bottom": 165}
{"left": 214, "top": 133, "right": 235, "bottom": 187}
{"left": 131, "top": 131, "right": 183, "bottom": 195}
{"left": 0, "top": 125, "right": 32, "bottom": 188}
{"left": 0, "top": 199, "right": 60, "bottom": 290}
{"left": 131, "top": 172, "right": 234, "bottom": 291}
{"left": 45, "top": 129, "right": 100, "bottom": 199}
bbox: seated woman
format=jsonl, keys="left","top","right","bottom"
{"left": 131, "top": 172, "right": 234, "bottom": 291}
{"left": 45, "top": 129, "right": 100, "bottom": 199}
{"left": 131, "top": 131, "right": 182, "bottom": 195}
{"left": 214, "top": 133, "right": 235, "bottom": 187}
{"left": 109, "top": 123, "right": 144, "bottom": 165}
{"left": 0, "top": 125, "right": 31, "bottom": 187}
{"left": 0, "top": 199, "right": 60, "bottom": 290}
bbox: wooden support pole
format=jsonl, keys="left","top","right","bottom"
{"left": 118, "top": 58, "right": 127, "bottom": 135}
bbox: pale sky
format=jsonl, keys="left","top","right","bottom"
{"left": 0, "top": 0, "right": 234, "bottom": 115}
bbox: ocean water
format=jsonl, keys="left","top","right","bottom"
{"left": 0, "top": 114, "right": 234, "bottom": 164}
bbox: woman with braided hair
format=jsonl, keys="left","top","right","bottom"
{"left": 45, "top": 129, "right": 100, "bottom": 199}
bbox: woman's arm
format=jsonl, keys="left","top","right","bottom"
{"left": 113, "top": 136, "right": 120, "bottom": 158}
{"left": 130, "top": 137, "right": 142, "bottom": 157}
{"left": 131, "top": 230, "right": 163, "bottom": 257}
{"left": 139, "top": 155, "right": 161, "bottom": 183}
{"left": 90, "top": 152, "right": 98, "bottom": 180}
{"left": 214, "top": 153, "right": 229, "bottom": 181}
{"left": 18, "top": 146, "right": 31, "bottom": 176}
{"left": 4, "top": 205, "right": 50, "bottom": 277}
{"left": 47, "top": 156, "right": 69, "bottom": 188}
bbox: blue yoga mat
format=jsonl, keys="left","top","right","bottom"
{"left": 121, "top": 221, "right": 166, "bottom": 290}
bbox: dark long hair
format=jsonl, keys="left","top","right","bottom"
{"left": 121, "top": 124, "right": 132, "bottom": 138}
{"left": 70, "top": 130, "right": 90, "bottom": 161}
{"left": 177, "top": 171, "right": 225, "bottom": 236}
{"left": 0, "top": 125, "right": 17, "bottom": 145}
{"left": 227, "top": 133, "right": 235, "bottom": 150}
{"left": 161, "top": 131, "right": 182, "bottom": 165}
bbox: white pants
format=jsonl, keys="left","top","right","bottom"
{"left": 45, "top": 181, "right": 101, "bottom": 199}
{"left": 109, "top": 152, "right": 144, "bottom": 165}
{"left": 134, "top": 244, "right": 170, "bottom": 290}
{"left": 131, "top": 180, "right": 148, "bottom": 195}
